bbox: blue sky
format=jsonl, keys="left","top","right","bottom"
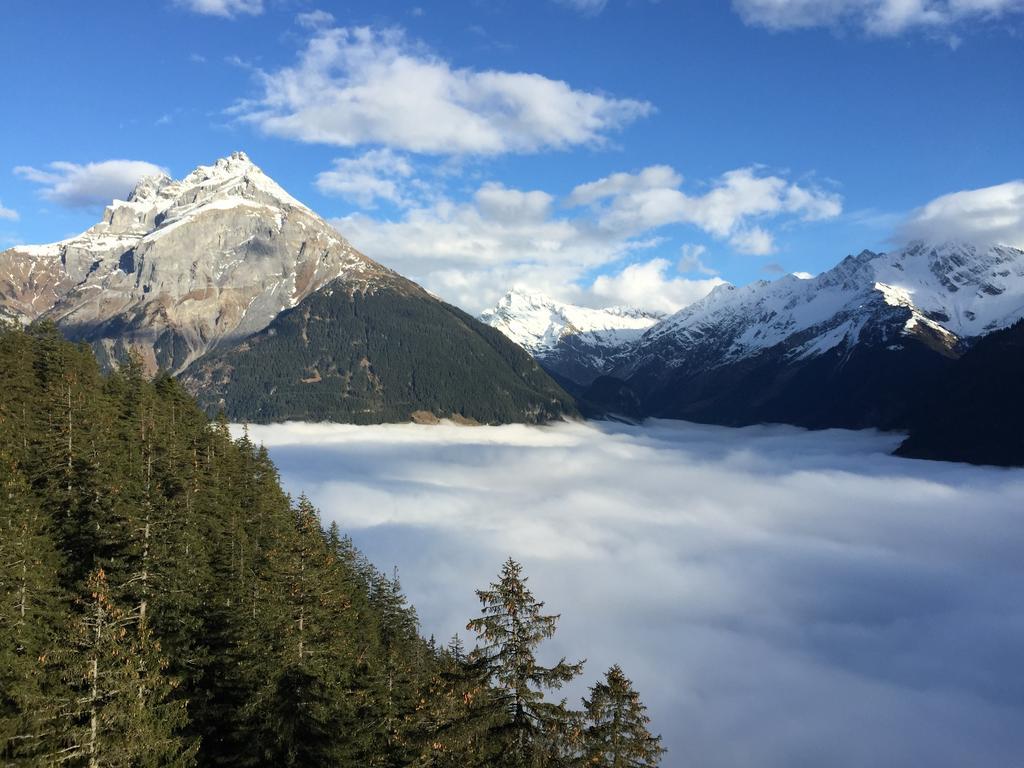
{"left": 2, "top": 0, "right": 1023, "bottom": 312}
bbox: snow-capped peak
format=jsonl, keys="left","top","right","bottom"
{"left": 630, "top": 240, "right": 1024, "bottom": 373}
{"left": 480, "top": 288, "right": 662, "bottom": 356}
{"left": 0, "top": 151, "right": 377, "bottom": 373}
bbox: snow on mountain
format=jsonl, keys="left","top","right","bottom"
{"left": 565, "top": 241, "right": 1024, "bottom": 429}
{"left": 623, "top": 241, "right": 1024, "bottom": 376}
{"left": 481, "top": 288, "right": 661, "bottom": 354}
{"left": 0, "top": 152, "right": 391, "bottom": 373}
{"left": 479, "top": 288, "right": 662, "bottom": 384}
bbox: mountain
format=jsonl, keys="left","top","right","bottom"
{"left": 896, "top": 318, "right": 1024, "bottom": 466}
{"left": 0, "top": 152, "right": 376, "bottom": 373}
{"left": 580, "top": 241, "right": 1024, "bottom": 430}
{"left": 181, "top": 280, "right": 577, "bottom": 424}
{"left": 479, "top": 289, "right": 662, "bottom": 386}
{"left": 1, "top": 153, "right": 576, "bottom": 424}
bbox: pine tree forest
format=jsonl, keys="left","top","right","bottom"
{"left": 0, "top": 322, "right": 663, "bottom": 767}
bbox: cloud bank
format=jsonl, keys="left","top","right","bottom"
{"left": 0, "top": 201, "right": 18, "bottom": 221}
{"left": 236, "top": 25, "right": 652, "bottom": 155}
{"left": 14, "top": 159, "right": 167, "bottom": 209}
{"left": 332, "top": 163, "right": 836, "bottom": 313}
{"left": 244, "top": 419, "right": 1024, "bottom": 768}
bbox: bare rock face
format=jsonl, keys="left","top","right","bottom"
{"left": 0, "top": 152, "right": 391, "bottom": 373}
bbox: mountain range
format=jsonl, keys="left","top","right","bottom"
{"left": 4, "top": 151, "right": 1020, "bottom": 463}
{"left": 0, "top": 153, "right": 575, "bottom": 425}
{"left": 481, "top": 242, "right": 1024, "bottom": 463}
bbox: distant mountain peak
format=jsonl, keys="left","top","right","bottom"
{"left": 480, "top": 289, "right": 663, "bottom": 384}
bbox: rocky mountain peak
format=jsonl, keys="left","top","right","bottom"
{"left": 0, "top": 151, "right": 389, "bottom": 374}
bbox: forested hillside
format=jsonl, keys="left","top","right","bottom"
{"left": 896, "top": 319, "right": 1024, "bottom": 465}
{"left": 182, "top": 282, "right": 577, "bottom": 425}
{"left": 0, "top": 322, "right": 660, "bottom": 767}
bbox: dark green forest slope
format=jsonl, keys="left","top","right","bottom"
{"left": 0, "top": 323, "right": 660, "bottom": 767}
{"left": 896, "top": 319, "right": 1024, "bottom": 466}
{"left": 181, "top": 281, "right": 577, "bottom": 425}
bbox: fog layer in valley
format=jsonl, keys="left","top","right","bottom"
{"left": 242, "top": 419, "right": 1024, "bottom": 768}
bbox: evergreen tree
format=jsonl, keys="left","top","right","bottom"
{"left": 248, "top": 495, "right": 356, "bottom": 767}
{"left": 0, "top": 457, "right": 66, "bottom": 764}
{"left": 466, "top": 558, "right": 585, "bottom": 768}
{"left": 0, "top": 324, "right": 665, "bottom": 767}
{"left": 581, "top": 665, "right": 665, "bottom": 768}
{"left": 57, "top": 568, "right": 196, "bottom": 768}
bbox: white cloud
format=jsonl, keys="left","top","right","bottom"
{"left": 296, "top": 9, "right": 335, "bottom": 28}
{"left": 793, "top": 270, "right": 815, "bottom": 279}
{"left": 678, "top": 243, "right": 719, "bottom": 275}
{"left": 733, "top": 0, "right": 1024, "bottom": 35}
{"left": 729, "top": 226, "right": 777, "bottom": 255}
{"left": 899, "top": 179, "right": 1024, "bottom": 248}
{"left": 0, "top": 201, "right": 18, "bottom": 221}
{"left": 316, "top": 149, "right": 416, "bottom": 208}
{"left": 570, "top": 165, "right": 841, "bottom": 252}
{"left": 13, "top": 160, "right": 167, "bottom": 208}
{"left": 334, "top": 180, "right": 638, "bottom": 312}
{"left": 236, "top": 25, "right": 652, "bottom": 155}
{"left": 332, "top": 163, "right": 842, "bottom": 312}
{"left": 554, "top": 0, "right": 610, "bottom": 13}
{"left": 244, "top": 419, "right": 1024, "bottom": 768}
{"left": 175, "top": 0, "right": 263, "bottom": 17}
{"left": 589, "top": 258, "right": 725, "bottom": 314}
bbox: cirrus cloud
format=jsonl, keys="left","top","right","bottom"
{"left": 0, "top": 201, "right": 18, "bottom": 221}
{"left": 174, "top": 0, "right": 263, "bottom": 17}
{"left": 235, "top": 25, "right": 652, "bottom": 155}
{"left": 13, "top": 159, "right": 167, "bottom": 209}
{"left": 733, "top": 0, "right": 1024, "bottom": 36}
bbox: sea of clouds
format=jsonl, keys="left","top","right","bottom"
{"left": 241, "top": 419, "right": 1024, "bottom": 768}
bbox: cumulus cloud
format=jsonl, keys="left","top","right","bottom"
{"left": 316, "top": 149, "right": 417, "bottom": 208}
{"left": 733, "top": 0, "right": 1024, "bottom": 35}
{"left": 333, "top": 163, "right": 840, "bottom": 312}
{"left": 899, "top": 179, "right": 1024, "bottom": 248}
{"left": 333, "top": 180, "right": 646, "bottom": 312}
{"left": 569, "top": 165, "right": 842, "bottom": 254}
{"left": 0, "top": 201, "right": 18, "bottom": 221}
{"left": 243, "top": 419, "right": 1024, "bottom": 768}
{"left": 175, "top": 0, "right": 263, "bottom": 17}
{"left": 728, "top": 226, "right": 777, "bottom": 255}
{"left": 235, "top": 25, "right": 652, "bottom": 155}
{"left": 13, "top": 160, "right": 167, "bottom": 208}
{"left": 588, "top": 259, "right": 725, "bottom": 314}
